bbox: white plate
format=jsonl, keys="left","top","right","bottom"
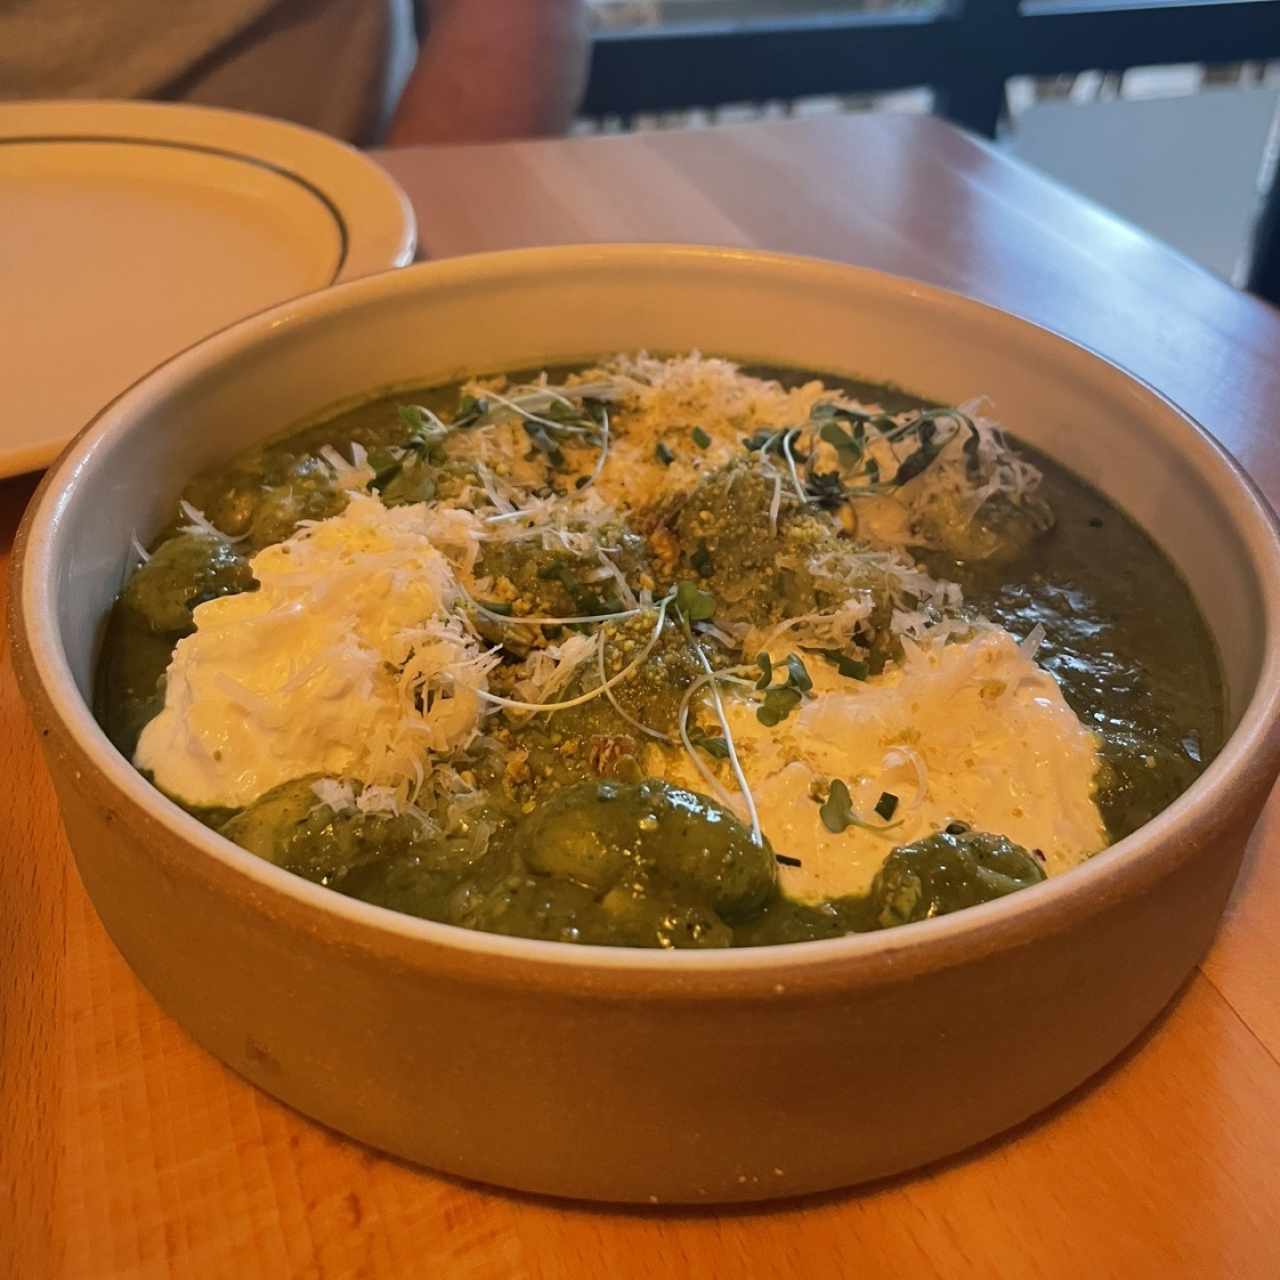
{"left": 0, "top": 100, "right": 416, "bottom": 479}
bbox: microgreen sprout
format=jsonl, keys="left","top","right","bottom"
{"left": 756, "top": 688, "right": 800, "bottom": 727}
{"left": 470, "top": 386, "right": 595, "bottom": 437}
{"left": 462, "top": 589, "right": 647, "bottom": 628}
{"left": 784, "top": 653, "right": 812, "bottom": 692}
{"left": 674, "top": 580, "right": 716, "bottom": 622}
{"left": 754, "top": 651, "right": 812, "bottom": 727}
{"left": 688, "top": 733, "right": 730, "bottom": 759}
{"left": 820, "top": 779, "right": 856, "bottom": 833}
{"left": 780, "top": 429, "right": 808, "bottom": 505}
{"left": 398, "top": 403, "right": 450, "bottom": 442}
{"left": 676, "top": 664, "right": 764, "bottom": 846}
{"left": 819, "top": 779, "right": 903, "bottom": 833}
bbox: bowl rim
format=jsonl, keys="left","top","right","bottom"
{"left": 14, "top": 242, "right": 1280, "bottom": 982}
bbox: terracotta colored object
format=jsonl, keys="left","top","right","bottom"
{"left": 11, "top": 246, "right": 1280, "bottom": 1203}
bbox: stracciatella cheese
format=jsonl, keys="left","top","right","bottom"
{"left": 135, "top": 495, "right": 493, "bottom": 809}
{"left": 670, "top": 629, "right": 1106, "bottom": 901}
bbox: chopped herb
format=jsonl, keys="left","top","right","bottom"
{"left": 524, "top": 423, "right": 566, "bottom": 469}
{"left": 742, "top": 429, "right": 774, "bottom": 453}
{"left": 811, "top": 401, "right": 873, "bottom": 427}
{"left": 674, "top": 580, "right": 716, "bottom": 622}
{"left": 807, "top": 470, "right": 847, "bottom": 510}
{"left": 574, "top": 474, "right": 591, "bottom": 489}
{"left": 757, "top": 686, "right": 802, "bottom": 727}
{"left": 397, "top": 405, "right": 449, "bottom": 449}
{"left": 753, "top": 651, "right": 811, "bottom": 725}
{"left": 784, "top": 653, "right": 812, "bottom": 693}
{"left": 455, "top": 392, "right": 486, "bottom": 420}
{"left": 963, "top": 422, "right": 982, "bottom": 476}
{"left": 691, "top": 426, "right": 712, "bottom": 449}
{"left": 544, "top": 399, "right": 581, "bottom": 423}
{"left": 691, "top": 541, "right": 714, "bottom": 577}
{"left": 775, "top": 853, "right": 803, "bottom": 868}
{"left": 874, "top": 791, "right": 899, "bottom": 822}
{"left": 820, "top": 779, "right": 855, "bottom": 833}
{"left": 821, "top": 649, "right": 868, "bottom": 681}
{"left": 690, "top": 733, "right": 730, "bottom": 760}
{"left": 478, "top": 600, "right": 513, "bottom": 616}
{"left": 820, "top": 420, "right": 862, "bottom": 465}
{"left": 537, "top": 560, "right": 574, "bottom": 585}
{"left": 864, "top": 457, "right": 880, "bottom": 485}
{"left": 893, "top": 441, "right": 942, "bottom": 486}
{"left": 655, "top": 441, "right": 675, "bottom": 466}
{"left": 367, "top": 447, "right": 403, "bottom": 491}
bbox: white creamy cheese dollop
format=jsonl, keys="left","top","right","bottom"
{"left": 675, "top": 629, "right": 1106, "bottom": 902}
{"left": 134, "top": 495, "right": 491, "bottom": 809}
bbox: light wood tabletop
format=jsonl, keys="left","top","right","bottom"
{"left": 5, "top": 113, "right": 1280, "bottom": 1280}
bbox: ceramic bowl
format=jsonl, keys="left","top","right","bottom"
{"left": 12, "top": 246, "right": 1280, "bottom": 1203}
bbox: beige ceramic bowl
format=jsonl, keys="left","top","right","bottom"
{"left": 13, "top": 246, "right": 1280, "bottom": 1203}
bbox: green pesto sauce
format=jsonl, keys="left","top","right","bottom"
{"left": 922, "top": 449, "right": 1223, "bottom": 842}
{"left": 751, "top": 364, "right": 1224, "bottom": 843}
{"left": 94, "top": 361, "right": 1224, "bottom": 948}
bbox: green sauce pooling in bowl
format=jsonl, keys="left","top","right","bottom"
{"left": 94, "top": 354, "right": 1223, "bottom": 948}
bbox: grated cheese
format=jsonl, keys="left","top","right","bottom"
{"left": 135, "top": 495, "right": 496, "bottom": 810}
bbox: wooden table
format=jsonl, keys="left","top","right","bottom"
{"left": 5, "top": 113, "right": 1280, "bottom": 1279}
